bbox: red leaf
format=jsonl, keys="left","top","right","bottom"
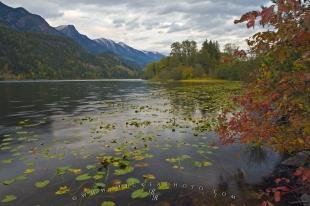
{"left": 276, "top": 186, "right": 290, "bottom": 192}
{"left": 275, "top": 178, "right": 281, "bottom": 184}
{"left": 274, "top": 191, "right": 281, "bottom": 202}
{"left": 261, "top": 201, "right": 268, "bottom": 206}
{"left": 289, "top": 0, "right": 301, "bottom": 11}
{"left": 234, "top": 11, "right": 259, "bottom": 25}
{"left": 302, "top": 169, "right": 310, "bottom": 182}
{"left": 247, "top": 16, "right": 256, "bottom": 28}
{"left": 278, "top": 0, "right": 286, "bottom": 13}
{"left": 294, "top": 167, "right": 304, "bottom": 176}
{"left": 260, "top": 6, "right": 274, "bottom": 26}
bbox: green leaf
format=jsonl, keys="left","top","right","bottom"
{"left": 95, "top": 183, "right": 106, "bottom": 188}
{"left": 86, "top": 165, "right": 96, "bottom": 170}
{"left": 193, "top": 161, "right": 212, "bottom": 167}
{"left": 55, "top": 186, "right": 70, "bottom": 195}
{"left": 2, "top": 137, "right": 13, "bottom": 142}
{"left": 143, "top": 174, "right": 156, "bottom": 181}
{"left": 2, "top": 179, "right": 15, "bottom": 186}
{"left": 131, "top": 189, "right": 149, "bottom": 199}
{"left": 35, "top": 180, "right": 50, "bottom": 188}
{"left": 1, "top": 159, "right": 13, "bottom": 164}
{"left": 193, "top": 161, "right": 202, "bottom": 167}
{"left": 24, "top": 168, "right": 35, "bottom": 175}
{"left": 76, "top": 173, "right": 91, "bottom": 181}
{"left": 158, "top": 182, "right": 170, "bottom": 190}
{"left": 93, "top": 173, "right": 104, "bottom": 180}
{"left": 56, "top": 166, "right": 70, "bottom": 176}
{"left": 180, "top": 155, "right": 191, "bottom": 160}
{"left": 202, "top": 161, "right": 212, "bottom": 167}
{"left": 126, "top": 178, "right": 140, "bottom": 186}
{"left": 101, "top": 201, "right": 116, "bottom": 206}
{"left": 114, "top": 166, "right": 134, "bottom": 176}
{"left": 15, "top": 175, "right": 27, "bottom": 181}
{"left": 1, "top": 195, "right": 17, "bottom": 203}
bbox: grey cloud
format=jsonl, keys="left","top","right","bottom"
{"left": 1, "top": 0, "right": 271, "bottom": 53}
{"left": 125, "top": 18, "right": 140, "bottom": 30}
{"left": 113, "top": 19, "right": 126, "bottom": 28}
{"left": 167, "top": 23, "right": 190, "bottom": 33}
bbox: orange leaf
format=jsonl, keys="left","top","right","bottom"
{"left": 274, "top": 191, "right": 281, "bottom": 202}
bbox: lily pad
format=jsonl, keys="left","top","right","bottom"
{"left": 194, "top": 161, "right": 203, "bottom": 167}
{"left": 2, "top": 138, "right": 13, "bottom": 142}
{"left": 101, "top": 201, "right": 116, "bottom": 206}
{"left": 55, "top": 186, "right": 70, "bottom": 195}
{"left": 126, "top": 178, "right": 140, "bottom": 186}
{"left": 68, "top": 168, "right": 82, "bottom": 175}
{"left": 114, "top": 166, "right": 134, "bottom": 176}
{"left": 95, "top": 183, "right": 106, "bottom": 188}
{"left": 158, "top": 182, "right": 170, "bottom": 190}
{"left": 1, "top": 195, "right": 17, "bottom": 203}
{"left": 35, "top": 180, "right": 50, "bottom": 188}
{"left": 24, "top": 168, "right": 35, "bottom": 175}
{"left": 86, "top": 165, "right": 96, "bottom": 170}
{"left": 2, "top": 179, "right": 15, "bottom": 186}
{"left": 56, "top": 166, "right": 70, "bottom": 176}
{"left": 202, "top": 161, "right": 212, "bottom": 167}
{"left": 143, "top": 174, "right": 156, "bottom": 181}
{"left": 1, "top": 159, "right": 13, "bottom": 164}
{"left": 76, "top": 173, "right": 92, "bottom": 181}
{"left": 193, "top": 161, "right": 212, "bottom": 167}
{"left": 93, "top": 173, "right": 105, "bottom": 180}
{"left": 15, "top": 175, "right": 27, "bottom": 181}
{"left": 131, "top": 189, "right": 149, "bottom": 199}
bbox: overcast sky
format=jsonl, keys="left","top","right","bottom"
{"left": 2, "top": 0, "right": 270, "bottom": 54}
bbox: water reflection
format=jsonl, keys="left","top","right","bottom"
{"left": 245, "top": 146, "right": 268, "bottom": 166}
{"left": 0, "top": 80, "right": 280, "bottom": 206}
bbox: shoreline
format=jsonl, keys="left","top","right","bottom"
{"left": 256, "top": 151, "right": 309, "bottom": 206}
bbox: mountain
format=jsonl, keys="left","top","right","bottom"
{"left": 0, "top": 25, "right": 138, "bottom": 80}
{"left": 0, "top": 1, "right": 163, "bottom": 79}
{"left": 55, "top": 25, "right": 103, "bottom": 54}
{"left": 95, "top": 38, "right": 164, "bottom": 69}
{"left": 0, "top": 1, "right": 61, "bottom": 36}
{"left": 0, "top": 1, "right": 164, "bottom": 70}
{"left": 56, "top": 25, "right": 164, "bottom": 70}
{"left": 0, "top": 2, "right": 139, "bottom": 80}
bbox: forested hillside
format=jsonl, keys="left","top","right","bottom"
{"left": 0, "top": 26, "right": 139, "bottom": 80}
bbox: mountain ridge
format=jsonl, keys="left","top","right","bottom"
{"left": 56, "top": 25, "right": 164, "bottom": 69}
{"left": 0, "top": 1, "right": 164, "bottom": 75}
{"left": 0, "top": 1, "right": 61, "bottom": 36}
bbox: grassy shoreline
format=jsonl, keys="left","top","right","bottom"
{"left": 147, "top": 77, "right": 241, "bottom": 84}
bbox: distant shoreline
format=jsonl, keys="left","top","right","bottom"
{"left": 0, "top": 79, "right": 144, "bottom": 83}
{"left": 146, "top": 78, "right": 241, "bottom": 84}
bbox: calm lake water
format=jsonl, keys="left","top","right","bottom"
{"left": 0, "top": 80, "right": 281, "bottom": 206}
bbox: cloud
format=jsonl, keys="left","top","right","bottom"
{"left": 167, "top": 23, "right": 190, "bottom": 33}
{"left": 2, "top": 0, "right": 270, "bottom": 53}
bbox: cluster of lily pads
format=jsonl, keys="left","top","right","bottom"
{"left": 0, "top": 81, "right": 241, "bottom": 205}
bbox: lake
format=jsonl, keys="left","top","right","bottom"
{"left": 0, "top": 80, "right": 281, "bottom": 206}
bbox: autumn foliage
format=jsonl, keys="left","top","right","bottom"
{"left": 217, "top": 0, "right": 310, "bottom": 153}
